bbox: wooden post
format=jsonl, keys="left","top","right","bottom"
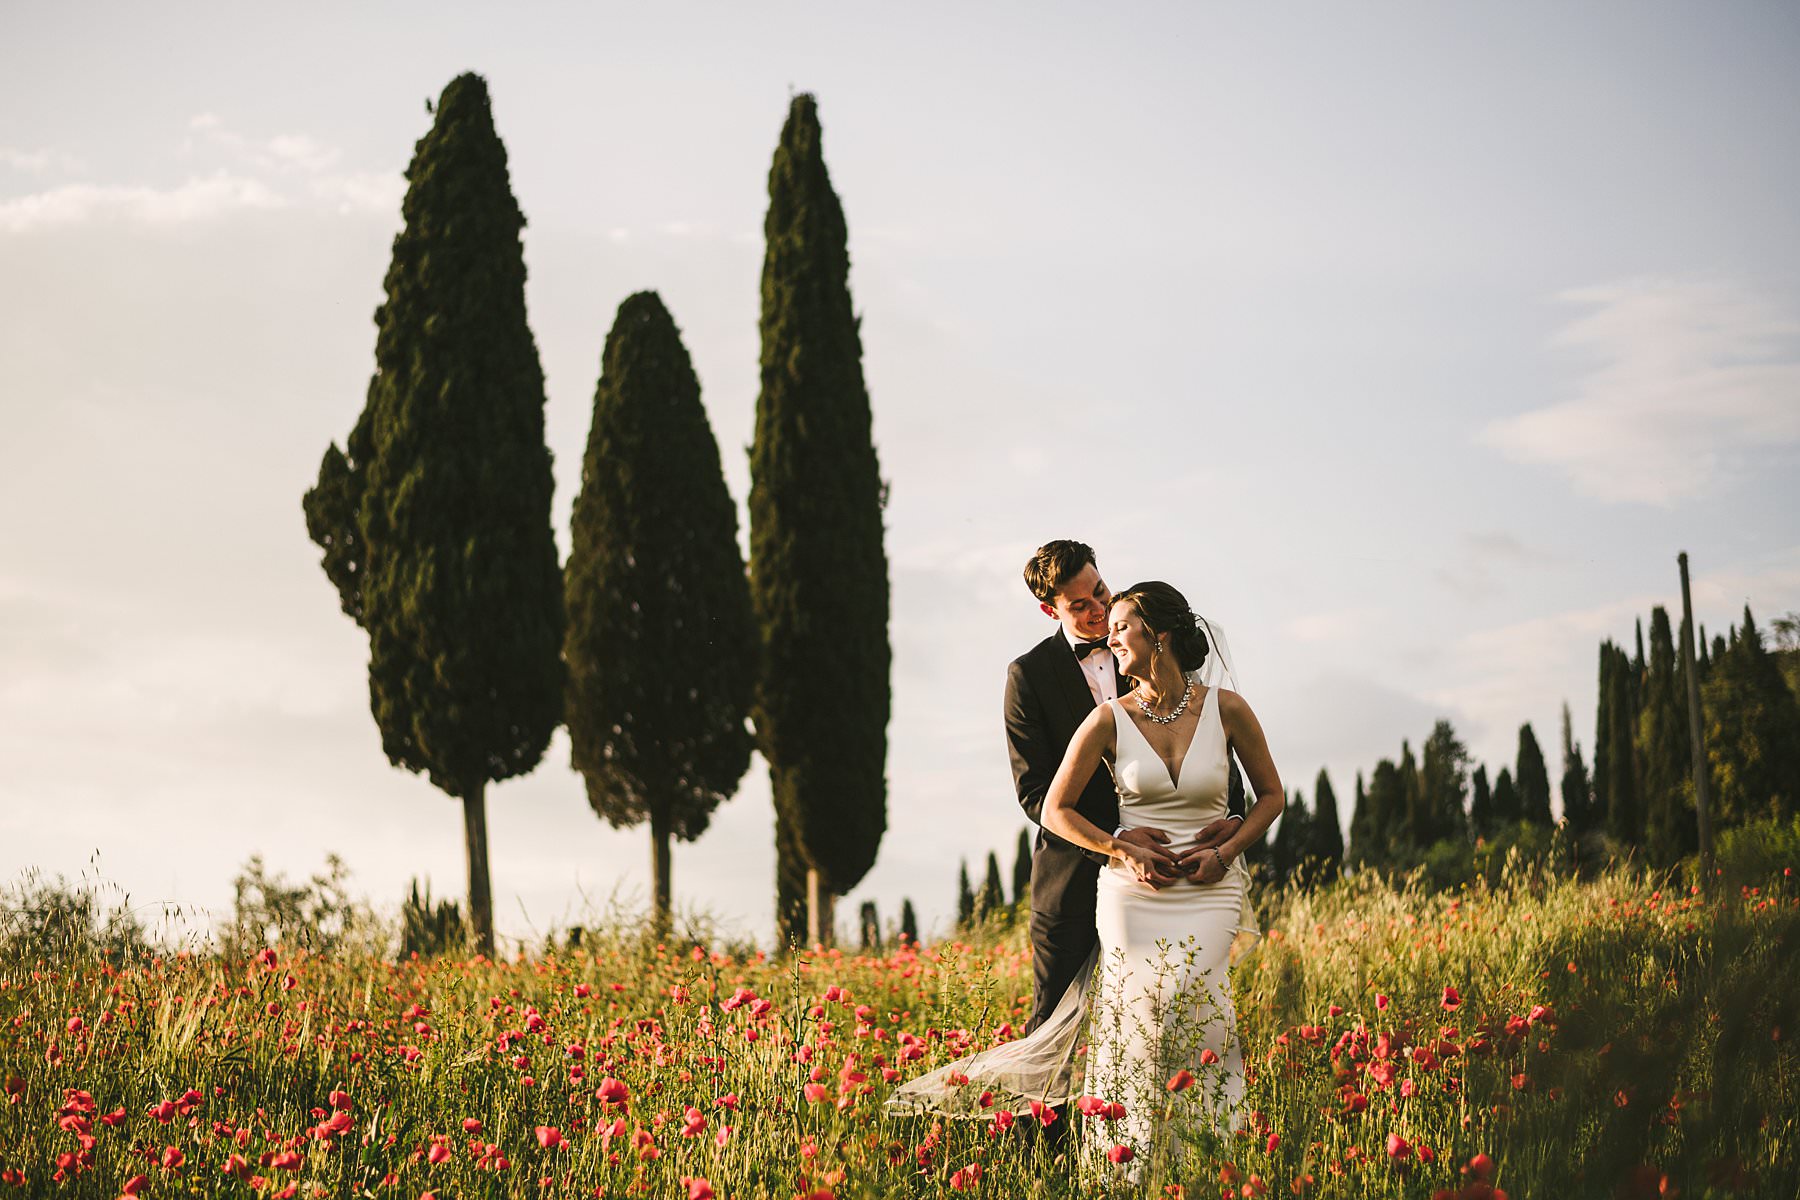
{"left": 1677, "top": 553, "right": 1714, "bottom": 879}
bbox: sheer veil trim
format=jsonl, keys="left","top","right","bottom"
{"left": 883, "top": 945, "right": 1099, "bottom": 1119}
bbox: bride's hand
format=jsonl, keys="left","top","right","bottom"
{"left": 1173, "top": 843, "right": 1230, "bottom": 885}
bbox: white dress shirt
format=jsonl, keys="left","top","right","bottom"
{"left": 1064, "top": 627, "right": 1119, "bottom": 707}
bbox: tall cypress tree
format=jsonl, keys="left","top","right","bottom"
{"left": 1560, "top": 701, "right": 1593, "bottom": 833}
{"left": 858, "top": 901, "right": 882, "bottom": 950}
{"left": 1639, "top": 607, "right": 1694, "bottom": 865}
{"left": 1468, "top": 765, "right": 1494, "bottom": 839}
{"left": 1515, "top": 723, "right": 1553, "bottom": 827}
{"left": 1420, "top": 721, "right": 1470, "bottom": 843}
{"left": 1398, "top": 741, "right": 1425, "bottom": 848}
{"left": 979, "top": 852, "right": 1005, "bottom": 919}
{"left": 750, "top": 94, "right": 890, "bottom": 947}
{"left": 1309, "top": 769, "right": 1344, "bottom": 882}
{"left": 956, "top": 861, "right": 974, "bottom": 931}
{"left": 1271, "top": 790, "right": 1312, "bottom": 886}
{"left": 1491, "top": 768, "right": 1518, "bottom": 830}
{"left": 302, "top": 73, "right": 560, "bottom": 956}
{"left": 1351, "top": 762, "right": 1401, "bottom": 869}
{"left": 563, "top": 292, "right": 755, "bottom": 930}
{"left": 1603, "top": 642, "right": 1644, "bottom": 845}
{"left": 899, "top": 898, "right": 918, "bottom": 945}
{"left": 1012, "top": 827, "right": 1032, "bottom": 906}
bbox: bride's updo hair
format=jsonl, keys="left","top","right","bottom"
{"left": 1111, "top": 581, "right": 1210, "bottom": 674}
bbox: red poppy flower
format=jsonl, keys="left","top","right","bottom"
{"left": 1107, "top": 1144, "right": 1134, "bottom": 1164}
{"left": 1167, "top": 1069, "right": 1195, "bottom": 1092}
{"left": 1441, "top": 987, "right": 1461, "bottom": 1011}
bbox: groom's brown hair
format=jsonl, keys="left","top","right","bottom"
{"left": 1023, "top": 540, "right": 1097, "bottom": 604}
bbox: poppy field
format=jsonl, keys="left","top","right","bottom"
{"left": 2, "top": 863, "right": 1795, "bottom": 1199}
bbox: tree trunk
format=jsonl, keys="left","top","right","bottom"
{"left": 805, "top": 868, "right": 835, "bottom": 947}
{"left": 650, "top": 805, "right": 673, "bottom": 938}
{"left": 462, "top": 784, "right": 495, "bottom": 957}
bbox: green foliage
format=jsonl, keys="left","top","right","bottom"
{"left": 302, "top": 73, "right": 562, "bottom": 954}
{"left": 0, "top": 870, "right": 155, "bottom": 967}
{"left": 857, "top": 900, "right": 881, "bottom": 950}
{"left": 1419, "top": 720, "right": 1470, "bottom": 843}
{"left": 1640, "top": 607, "right": 1695, "bottom": 865}
{"left": 1011, "top": 827, "right": 1032, "bottom": 905}
{"left": 1491, "top": 766, "right": 1518, "bottom": 829}
{"left": 1704, "top": 606, "right": 1800, "bottom": 826}
{"left": 955, "top": 860, "right": 974, "bottom": 930}
{"left": 1307, "top": 769, "right": 1344, "bottom": 882}
{"left": 347, "top": 72, "right": 563, "bottom": 799}
{"left": 221, "top": 854, "right": 383, "bottom": 960}
{"left": 1269, "top": 789, "right": 1312, "bottom": 887}
{"left": 1711, "top": 811, "right": 1800, "bottom": 887}
{"left": 1514, "top": 721, "right": 1553, "bottom": 826}
{"left": 399, "top": 878, "right": 465, "bottom": 960}
{"left": 1597, "top": 640, "right": 1644, "bottom": 843}
{"left": 1560, "top": 701, "right": 1596, "bottom": 835}
{"left": 977, "top": 852, "right": 1005, "bottom": 921}
{"left": 1350, "top": 763, "right": 1399, "bottom": 870}
{"left": 563, "top": 291, "right": 755, "bottom": 921}
{"left": 750, "top": 94, "right": 890, "bottom": 938}
{"left": 1468, "top": 763, "right": 1495, "bottom": 838}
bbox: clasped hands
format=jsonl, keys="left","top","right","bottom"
{"left": 1114, "top": 820, "right": 1236, "bottom": 888}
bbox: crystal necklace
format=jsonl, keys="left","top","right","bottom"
{"left": 1136, "top": 678, "right": 1194, "bottom": 725}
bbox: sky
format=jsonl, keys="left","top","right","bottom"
{"left": 3, "top": 2, "right": 1798, "bottom": 950}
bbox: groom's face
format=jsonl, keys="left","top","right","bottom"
{"left": 1041, "top": 563, "right": 1111, "bottom": 641}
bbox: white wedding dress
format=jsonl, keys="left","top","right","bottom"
{"left": 887, "top": 677, "right": 1258, "bottom": 1166}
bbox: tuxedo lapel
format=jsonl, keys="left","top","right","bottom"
{"left": 1044, "top": 633, "right": 1098, "bottom": 731}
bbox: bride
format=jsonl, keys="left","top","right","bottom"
{"left": 887, "top": 581, "right": 1284, "bottom": 1170}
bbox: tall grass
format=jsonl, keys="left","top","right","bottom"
{"left": 0, "top": 858, "right": 1792, "bottom": 1198}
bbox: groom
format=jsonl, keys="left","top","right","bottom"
{"left": 1004, "top": 540, "right": 1243, "bottom": 1038}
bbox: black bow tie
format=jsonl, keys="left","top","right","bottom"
{"left": 1072, "top": 638, "right": 1111, "bottom": 660}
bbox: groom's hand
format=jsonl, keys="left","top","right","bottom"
{"left": 1115, "top": 827, "right": 1182, "bottom": 888}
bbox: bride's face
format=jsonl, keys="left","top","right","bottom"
{"left": 1107, "top": 600, "right": 1161, "bottom": 678}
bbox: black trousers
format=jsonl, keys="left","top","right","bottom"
{"left": 1028, "top": 907, "right": 1098, "bottom": 1035}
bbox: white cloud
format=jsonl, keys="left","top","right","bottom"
{"left": 1, "top": 115, "right": 404, "bottom": 233}
{"left": 308, "top": 170, "right": 405, "bottom": 216}
{"left": 1482, "top": 278, "right": 1800, "bottom": 505}
{"left": 0, "top": 172, "right": 286, "bottom": 233}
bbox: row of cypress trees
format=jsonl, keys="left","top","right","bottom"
{"left": 304, "top": 74, "right": 888, "bottom": 954}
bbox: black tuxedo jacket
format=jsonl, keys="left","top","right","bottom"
{"left": 1004, "top": 631, "right": 1127, "bottom": 919}
{"left": 1004, "top": 629, "right": 1249, "bottom": 920}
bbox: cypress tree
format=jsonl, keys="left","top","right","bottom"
{"left": 1468, "top": 765, "right": 1494, "bottom": 839}
{"left": 1012, "top": 827, "right": 1032, "bottom": 906}
{"left": 1560, "top": 701, "right": 1594, "bottom": 833}
{"left": 979, "top": 852, "right": 1005, "bottom": 920}
{"left": 1640, "top": 607, "right": 1694, "bottom": 865}
{"left": 1515, "top": 723, "right": 1553, "bottom": 827}
{"left": 858, "top": 901, "right": 882, "bottom": 950}
{"left": 1703, "top": 606, "right": 1800, "bottom": 826}
{"left": 1351, "top": 763, "right": 1401, "bottom": 870}
{"left": 750, "top": 94, "right": 890, "bottom": 946}
{"left": 1592, "top": 643, "right": 1616, "bottom": 834}
{"left": 563, "top": 292, "right": 755, "bottom": 931}
{"left": 1398, "top": 741, "right": 1425, "bottom": 848}
{"left": 1420, "top": 721, "right": 1470, "bottom": 843}
{"left": 899, "top": 898, "right": 918, "bottom": 945}
{"left": 1491, "top": 768, "right": 1518, "bottom": 830}
{"left": 302, "top": 73, "right": 561, "bottom": 956}
{"left": 1309, "top": 769, "right": 1344, "bottom": 882}
{"left": 1271, "top": 790, "right": 1311, "bottom": 886}
{"left": 956, "top": 861, "right": 974, "bottom": 930}
{"left": 1603, "top": 642, "right": 1644, "bottom": 845}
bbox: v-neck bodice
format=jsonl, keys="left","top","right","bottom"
{"left": 1107, "top": 685, "right": 1231, "bottom": 855}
